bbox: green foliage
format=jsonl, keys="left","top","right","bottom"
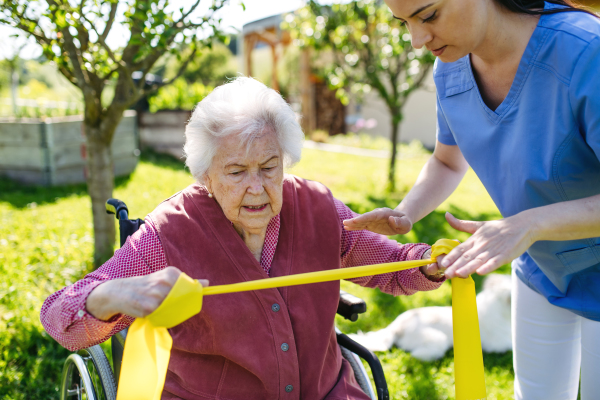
{"left": 0, "top": 0, "right": 228, "bottom": 122}
{"left": 284, "top": 0, "right": 435, "bottom": 116}
{"left": 148, "top": 77, "right": 212, "bottom": 112}
{"left": 0, "top": 148, "right": 513, "bottom": 398}
{"left": 0, "top": 0, "right": 230, "bottom": 266}
{"left": 284, "top": 0, "right": 436, "bottom": 190}
{"left": 181, "top": 43, "right": 237, "bottom": 87}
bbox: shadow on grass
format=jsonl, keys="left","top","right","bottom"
{"left": 483, "top": 350, "right": 514, "bottom": 372}
{"left": 0, "top": 323, "right": 71, "bottom": 399}
{"left": 140, "top": 147, "right": 186, "bottom": 171}
{"left": 0, "top": 172, "right": 136, "bottom": 209}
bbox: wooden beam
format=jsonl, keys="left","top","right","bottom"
{"left": 300, "top": 48, "right": 315, "bottom": 136}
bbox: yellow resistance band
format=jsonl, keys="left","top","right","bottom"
{"left": 116, "top": 239, "right": 486, "bottom": 400}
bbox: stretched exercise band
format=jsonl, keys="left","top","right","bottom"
{"left": 116, "top": 239, "right": 486, "bottom": 400}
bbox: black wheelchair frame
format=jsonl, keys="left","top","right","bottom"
{"left": 59, "top": 198, "right": 389, "bottom": 400}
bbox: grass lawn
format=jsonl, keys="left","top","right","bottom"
{"left": 0, "top": 147, "right": 512, "bottom": 399}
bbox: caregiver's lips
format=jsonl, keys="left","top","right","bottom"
{"left": 243, "top": 204, "right": 268, "bottom": 212}
{"left": 431, "top": 46, "right": 447, "bottom": 56}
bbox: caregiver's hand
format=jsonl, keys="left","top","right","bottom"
{"left": 86, "top": 267, "right": 209, "bottom": 321}
{"left": 343, "top": 208, "right": 413, "bottom": 235}
{"left": 441, "top": 212, "right": 536, "bottom": 278}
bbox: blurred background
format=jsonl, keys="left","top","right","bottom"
{"left": 1, "top": 0, "right": 598, "bottom": 398}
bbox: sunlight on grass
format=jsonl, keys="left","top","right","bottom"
{"left": 0, "top": 147, "right": 513, "bottom": 399}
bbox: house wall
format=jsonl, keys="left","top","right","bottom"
{"left": 347, "top": 70, "right": 437, "bottom": 149}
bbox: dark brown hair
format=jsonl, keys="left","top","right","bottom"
{"left": 494, "top": 0, "right": 598, "bottom": 17}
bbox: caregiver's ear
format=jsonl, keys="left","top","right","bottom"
{"left": 445, "top": 212, "right": 483, "bottom": 234}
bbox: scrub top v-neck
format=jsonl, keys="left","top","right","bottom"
{"left": 434, "top": 2, "right": 600, "bottom": 320}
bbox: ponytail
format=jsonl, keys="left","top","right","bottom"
{"left": 493, "top": 0, "right": 598, "bottom": 17}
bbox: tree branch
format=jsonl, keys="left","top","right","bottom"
{"left": 81, "top": 13, "right": 119, "bottom": 64}
{"left": 100, "top": 1, "right": 118, "bottom": 42}
{"left": 141, "top": 45, "right": 198, "bottom": 96}
{"left": 179, "top": 0, "right": 202, "bottom": 22}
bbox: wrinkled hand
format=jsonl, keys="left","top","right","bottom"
{"left": 343, "top": 208, "right": 413, "bottom": 235}
{"left": 441, "top": 212, "right": 535, "bottom": 278}
{"left": 86, "top": 267, "right": 209, "bottom": 321}
{"left": 419, "top": 249, "right": 447, "bottom": 280}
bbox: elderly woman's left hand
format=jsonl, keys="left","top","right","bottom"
{"left": 440, "top": 212, "right": 536, "bottom": 278}
{"left": 420, "top": 249, "right": 447, "bottom": 280}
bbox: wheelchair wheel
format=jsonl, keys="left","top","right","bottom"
{"left": 60, "top": 345, "right": 117, "bottom": 400}
{"left": 340, "top": 345, "right": 376, "bottom": 400}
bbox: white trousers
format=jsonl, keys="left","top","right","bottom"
{"left": 512, "top": 269, "right": 600, "bottom": 399}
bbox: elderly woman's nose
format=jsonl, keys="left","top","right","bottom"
{"left": 246, "top": 172, "right": 265, "bottom": 194}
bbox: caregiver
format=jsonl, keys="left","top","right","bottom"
{"left": 343, "top": 0, "right": 600, "bottom": 398}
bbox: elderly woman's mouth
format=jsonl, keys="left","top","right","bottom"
{"left": 243, "top": 204, "right": 268, "bottom": 212}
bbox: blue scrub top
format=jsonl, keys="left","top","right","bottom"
{"left": 435, "top": 3, "right": 600, "bottom": 320}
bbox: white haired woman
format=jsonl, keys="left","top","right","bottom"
{"left": 41, "top": 77, "right": 447, "bottom": 400}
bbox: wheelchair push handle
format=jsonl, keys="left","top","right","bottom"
{"left": 106, "top": 198, "right": 129, "bottom": 220}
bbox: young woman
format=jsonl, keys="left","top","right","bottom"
{"left": 344, "top": 0, "right": 600, "bottom": 398}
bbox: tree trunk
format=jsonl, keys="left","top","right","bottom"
{"left": 86, "top": 127, "right": 116, "bottom": 267}
{"left": 11, "top": 69, "right": 18, "bottom": 116}
{"left": 388, "top": 120, "right": 400, "bottom": 192}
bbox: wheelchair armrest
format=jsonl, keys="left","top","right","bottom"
{"left": 337, "top": 290, "right": 367, "bottom": 322}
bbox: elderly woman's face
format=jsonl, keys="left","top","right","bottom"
{"left": 206, "top": 131, "right": 284, "bottom": 234}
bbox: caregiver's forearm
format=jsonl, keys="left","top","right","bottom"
{"left": 396, "top": 144, "right": 468, "bottom": 223}
{"left": 524, "top": 194, "right": 600, "bottom": 242}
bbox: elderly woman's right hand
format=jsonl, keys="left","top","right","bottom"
{"left": 342, "top": 208, "right": 413, "bottom": 235}
{"left": 86, "top": 267, "right": 208, "bottom": 321}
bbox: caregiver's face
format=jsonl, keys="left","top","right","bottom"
{"left": 384, "top": 0, "right": 488, "bottom": 63}
{"left": 206, "top": 130, "right": 284, "bottom": 234}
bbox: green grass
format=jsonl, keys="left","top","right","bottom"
{"left": 0, "top": 147, "right": 512, "bottom": 399}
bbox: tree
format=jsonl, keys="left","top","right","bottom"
{"left": 1, "top": 41, "right": 27, "bottom": 115}
{"left": 286, "top": 0, "right": 435, "bottom": 190}
{"left": 181, "top": 42, "right": 236, "bottom": 87}
{"left": 0, "top": 0, "right": 228, "bottom": 266}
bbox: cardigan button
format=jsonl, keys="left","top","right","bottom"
{"left": 285, "top": 384, "right": 293, "bottom": 393}
{"left": 271, "top": 303, "right": 280, "bottom": 312}
{"left": 281, "top": 343, "right": 289, "bottom": 352}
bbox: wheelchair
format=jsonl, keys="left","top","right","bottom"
{"left": 59, "top": 199, "right": 390, "bottom": 400}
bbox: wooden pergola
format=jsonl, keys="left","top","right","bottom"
{"left": 242, "top": 14, "right": 315, "bottom": 135}
{"left": 242, "top": 15, "right": 291, "bottom": 93}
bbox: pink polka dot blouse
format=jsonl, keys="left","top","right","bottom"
{"left": 40, "top": 198, "right": 444, "bottom": 351}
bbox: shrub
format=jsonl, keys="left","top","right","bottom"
{"left": 148, "top": 78, "right": 213, "bottom": 112}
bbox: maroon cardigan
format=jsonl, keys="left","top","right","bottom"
{"left": 150, "top": 175, "right": 369, "bottom": 399}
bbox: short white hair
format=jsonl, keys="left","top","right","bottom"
{"left": 184, "top": 77, "right": 304, "bottom": 181}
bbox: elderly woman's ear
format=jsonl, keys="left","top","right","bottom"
{"left": 202, "top": 174, "right": 214, "bottom": 198}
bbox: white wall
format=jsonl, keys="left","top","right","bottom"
{"left": 347, "top": 70, "right": 437, "bottom": 149}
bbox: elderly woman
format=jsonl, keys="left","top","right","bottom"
{"left": 41, "top": 77, "right": 445, "bottom": 400}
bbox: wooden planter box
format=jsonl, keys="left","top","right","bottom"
{"left": 138, "top": 110, "right": 190, "bottom": 159}
{"left": 0, "top": 110, "right": 139, "bottom": 186}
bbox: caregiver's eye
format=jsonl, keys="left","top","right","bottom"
{"left": 422, "top": 10, "right": 437, "bottom": 23}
